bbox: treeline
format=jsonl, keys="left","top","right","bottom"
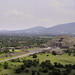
{"left": 0, "top": 35, "right": 51, "bottom": 48}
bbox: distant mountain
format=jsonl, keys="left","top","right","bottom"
{"left": 14, "top": 26, "right": 46, "bottom": 34}
{"left": 0, "top": 22, "right": 75, "bottom": 36}
{"left": 25, "top": 26, "right": 46, "bottom": 32}
{"left": 43, "top": 22, "right": 75, "bottom": 34}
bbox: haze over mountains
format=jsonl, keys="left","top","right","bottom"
{"left": 0, "top": 22, "right": 75, "bottom": 35}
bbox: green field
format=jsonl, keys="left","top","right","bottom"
{"left": 0, "top": 52, "right": 75, "bottom": 75}
{"left": 9, "top": 49, "right": 21, "bottom": 52}
{"left": 25, "top": 53, "right": 75, "bottom": 65}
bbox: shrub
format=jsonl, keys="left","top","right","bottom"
{"left": 15, "top": 68, "right": 21, "bottom": 74}
{"left": 25, "top": 69, "right": 29, "bottom": 73}
{"left": 32, "top": 70, "right": 36, "bottom": 75}
{"left": 33, "top": 54, "right": 37, "bottom": 58}
{"left": 4, "top": 62, "right": 9, "bottom": 69}
{"left": 52, "top": 51, "right": 57, "bottom": 55}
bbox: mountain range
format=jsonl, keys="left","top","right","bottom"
{"left": 0, "top": 22, "right": 75, "bottom": 36}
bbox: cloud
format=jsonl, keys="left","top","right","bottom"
{"left": 0, "top": 0, "right": 75, "bottom": 30}
{"left": 40, "top": 18, "right": 50, "bottom": 22}
{"left": 25, "top": 14, "right": 33, "bottom": 18}
{"left": 1, "top": 10, "right": 33, "bottom": 21}
{"left": 4, "top": 10, "right": 24, "bottom": 16}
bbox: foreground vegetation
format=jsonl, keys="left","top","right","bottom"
{"left": 0, "top": 52, "right": 75, "bottom": 75}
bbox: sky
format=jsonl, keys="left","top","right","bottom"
{"left": 0, "top": 0, "right": 75, "bottom": 30}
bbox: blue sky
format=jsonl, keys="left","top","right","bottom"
{"left": 0, "top": 0, "right": 75, "bottom": 30}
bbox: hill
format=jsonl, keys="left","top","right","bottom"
{"left": 43, "top": 22, "right": 75, "bottom": 34}
{"left": 14, "top": 22, "right": 75, "bottom": 35}
{"left": 14, "top": 26, "right": 46, "bottom": 34}
{"left": 0, "top": 22, "right": 75, "bottom": 36}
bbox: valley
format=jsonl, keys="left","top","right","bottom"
{"left": 0, "top": 35, "right": 75, "bottom": 75}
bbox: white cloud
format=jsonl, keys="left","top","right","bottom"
{"left": 1, "top": 10, "right": 33, "bottom": 21}
{"left": 40, "top": 18, "right": 50, "bottom": 22}
{"left": 0, "top": 0, "right": 75, "bottom": 30}
{"left": 25, "top": 14, "right": 33, "bottom": 18}
{"left": 4, "top": 10, "right": 24, "bottom": 16}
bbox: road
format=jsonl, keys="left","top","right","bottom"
{"left": 0, "top": 47, "right": 51, "bottom": 62}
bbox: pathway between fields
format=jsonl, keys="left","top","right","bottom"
{"left": 0, "top": 47, "right": 51, "bottom": 62}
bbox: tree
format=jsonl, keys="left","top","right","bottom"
{"left": 33, "top": 54, "right": 37, "bottom": 58}
{"left": 52, "top": 51, "right": 57, "bottom": 55}
{"left": 12, "top": 48, "right": 15, "bottom": 52}
{"left": 25, "top": 69, "right": 29, "bottom": 73}
{"left": 41, "top": 67, "right": 48, "bottom": 73}
{"left": 68, "top": 52, "right": 71, "bottom": 56}
{"left": 20, "top": 65, "right": 26, "bottom": 70}
{"left": 15, "top": 68, "right": 21, "bottom": 74}
{"left": 48, "top": 72, "right": 53, "bottom": 75}
{"left": 0, "top": 43, "right": 2, "bottom": 48}
{"left": 32, "top": 70, "right": 36, "bottom": 75}
{"left": 63, "top": 71, "right": 68, "bottom": 75}
{"left": 37, "top": 71, "right": 40, "bottom": 75}
{"left": 4, "top": 48, "right": 9, "bottom": 53}
{"left": 4, "top": 62, "right": 9, "bottom": 69}
{"left": 54, "top": 62, "right": 57, "bottom": 67}
{"left": 23, "top": 59, "right": 32, "bottom": 67}
{"left": 33, "top": 59, "right": 39, "bottom": 66}
{"left": 52, "top": 69, "right": 61, "bottom": 75}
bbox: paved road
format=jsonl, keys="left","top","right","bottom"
{"left": 0, "top": 47, "right": 51, "bottom": 62}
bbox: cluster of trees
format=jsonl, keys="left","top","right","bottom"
{"left": 0, "top": 35, "right": 49, "bottom": 47}
{"left": 66, "top": 49, "right": 75, "bottom": 56}
{"left": 11, "top": 58, "right": 20, "bottom": 62}
{"left": 15, "top": 59, "right": 39, "bottom": 74}
{"left": 1, "top": 58, "right": 75, "bottom": 75}
{"left": 10, "top": 59, "right": 75, "bottom": 75}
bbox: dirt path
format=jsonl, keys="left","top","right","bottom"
{"left": 0, "top": 47, "right": 51, "bottom": 62}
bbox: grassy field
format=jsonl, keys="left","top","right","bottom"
{"left": 24, "top": 53, "right": 75, "bottom": 65}
{"left": 9, "top": 49, "right": 21, "bottom": 52}
{"left": 0, "top": 53, "right": 75, "bottom": 75}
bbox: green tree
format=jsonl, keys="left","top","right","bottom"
{"left": 33, "top": 54, "right": 37, "bottom": 58}
{"left": 4, "top": 62, "right": 9, "bottom": 69}
{"left": 52, "top": 51, "right": 57, "bottom": 55}
{"left": 12, "top": 48, "right": 15, "bottom": 52}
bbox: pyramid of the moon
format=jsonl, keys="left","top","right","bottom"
{"left": 46, "top": 35, "right": 75, "bottom": 48}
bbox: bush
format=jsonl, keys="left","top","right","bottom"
{"left": 4, "top": 62, "right": 9, "bottom": 69}
{"left": 11, "top": 58, "right": 20, "bottom": 62}
{"left": 33, "top": 54, "right": 37, "bottom": 58}
{"left": 37, "top": 71, "right": 40, "bottom": 75}
{"left": 52, "top": 51, "right": 57, "bottom": 55}
{"left": 32, "top": 70, "right": 36, "bottom": 75}
{"left": 25, "top": 69, "right": 29, "bottom": 73}
{"left": 33, "top": 59, "right": 39, "bottom": 66}
{"left": 63, "top": 71, "right": 68, "bottom": 75}
{"left": 48, "top": 72, "right": 53, "bottom": 75}
{"left": 20, "top": 65, "right": 26, "bottom": 70}
{"left": 47, "top": 54, "right": 49, "bottom": 56}
{"left": 0, "top": 63, "right": 1, "bottom": 66}
{"left": 52, "top": 69, "right": 61, "bottom": 75}
{"left": 15, "top": 68, "right": 21, "bottom": 74}
{"left": 41, "top": 67, "right": 48, "bottom": 73}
